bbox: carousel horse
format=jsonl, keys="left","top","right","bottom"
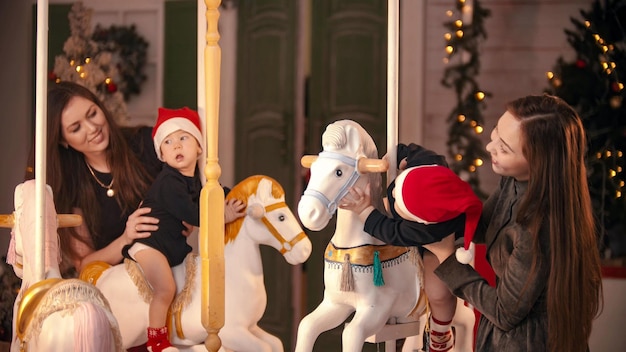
{"left": 295, "top": 120, "right": 475, "bottom": 352}
{"left": 4, "top": 180, "right": 123, "bottom": 352}
{"left": 80, "top": 175, "right": 312, "bottom": 351}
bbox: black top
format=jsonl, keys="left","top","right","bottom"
{"left": 90, "top": 127, "right": 162, "bottom": 251}
{"left": 363, "top": 143, "right": 465, "bottom": 247}
{"left": 122, "top": 164, "right": 200, "bottom": 267}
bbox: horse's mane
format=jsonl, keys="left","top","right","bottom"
{"left": 322, "top": 120, "right": 385, "bottom": 212}
{"left": 8, "top": 180, "right": 61, "bottom": 276}
{"left": 224, "top": 175, "right": 285, "bottom": 243}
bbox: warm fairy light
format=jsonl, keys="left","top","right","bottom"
{"left": 105, "top": 77, "right": 112, "bottom": 84}
{"left": 610, "top": 62, "right": 616, "bottom": 69}
{"left": 617, "top": 166, "right": 623, "bottom": 173}
{"left": 606, "top": 150, "right": 612, "bottom": 157}
{"left": 455, "top": 20, "right": 463, "bottom": 28}
{"left": 470, "top": 120, "right": 478, "bottom": 127}
{"left": 594, "top": 34, "right": 601, "bottom": 42}
{"left": 459, "top": 0, "right": 466, "bottom": 4}
{"left": 618, "top": 190, "right": 622, "bottom": 198}
{"left": 445, "top": 33, "right": 452, "bottom": 41}
{"left": 443, "top": 57, "right": 450, "bottom": 64}
{"left": 446, "top": 46, "right": 454, "bottom": 54}
{"left": 618, "top": 151, "right": 623, "bottom": 157}
{"left": 456, "top": 30, "right": 464, "bottom": 38}
{"left": 70, "top": 59, "right": 75, "bottom": 66}
{"left": 79, "top": 72, "right": 86, "bottom": 78}
{"left": 85, "top": 57, "right": 91, "bottom": 64}
{"left": 546, "top": 71, "right": 554, "bottom": 79}
{"left": 475, "top": 91, "right": 485, "bottom": 101}
{"left": 620, "top": 180, "right": 625, "bottom": 187}
{"left": 618, "top": 83, "right": 624, "bottom": 91}
{"left": 55, "top": 78, "right": 61, "bottom": 83}
{"left": 469, "top": 165, "right": 477, "bottom": 172}
{"left": 602, "top": 45, "right": 609, "bottom": 53}
{"left": 597, "top": 152, "right": 603, "bottom": 159}
{"left": 585, "top": 20, "right": 591, "bottom": 28}
{"left": 602, "top": 62, "right": 609, "bottom": 70}
{"left": 446, "top": 10, "right": 454, "bottom": 17}
{"left": 474, "top": 159, "right": 483, "bottom": 166}
{"left": 475, "top": 126, "right": 484, "bottom": 134}
{"left": 610, "top": 169, "right": 617, "bottom": 177}
{"left": 458, "top": 114, "right": 466, "bottom": 122}
{"left": 75, "top": 65, "right": 82, "bottom": 73}
{"left": 455, "top": 154, "right": 463, "bottom": 161}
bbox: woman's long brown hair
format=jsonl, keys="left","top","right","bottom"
{"left": 39, "top": 82, "right": 153, "bottom": 270}
{"left": 507, "top": 95, "right": 603, "bottom": 352}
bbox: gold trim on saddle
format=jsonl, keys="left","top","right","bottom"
{"left": 16, "top": 278, "right": 63, "bottom": 341}
{"left": 324, "top": 242, "right": 409, "bottom": 266}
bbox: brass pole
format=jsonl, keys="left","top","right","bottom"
{"left": 201, "top": 1, "right": 224, "bottom": 351}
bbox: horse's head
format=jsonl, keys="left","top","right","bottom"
{"left": 226, "top": 175, "right": 312, "bottom": 265}
{"left": 6, "top": 180, "right": 63, "bottom": 281}
{"left": 298, "top": 120, "right": 388, "bottom": 231}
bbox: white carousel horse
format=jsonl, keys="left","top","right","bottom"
{"left": 295, "top": 120, "right": 475, "bottom": 352}
{"left": 80, "top": 175, "right": 312, "bottom": 352}
{"left": 5, "top": 180, "right": 123, "bottom": 352}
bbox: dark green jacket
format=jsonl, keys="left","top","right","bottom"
{"left": 435, "top": 177, "right": 550, "bottom": 351}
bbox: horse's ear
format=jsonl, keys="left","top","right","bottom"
{"left": 247, "top": 203, "right": 265, "bottom": 219}
{"left": 357, "top": 158, "right": 389, "bottom": 173}
{"left": 301, "top": 155, "right": 317, "bottom": 168}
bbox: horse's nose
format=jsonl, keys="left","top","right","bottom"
{"left": 297, "top": 196, "right": 329, "bottom": 231}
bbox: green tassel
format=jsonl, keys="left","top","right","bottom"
{"left": 373, "top": 251, "right": 384, "bottom": 286}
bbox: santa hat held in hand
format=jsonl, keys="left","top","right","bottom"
{"left": 394, "top": 164, "right": 483, "bottom": 264}
{"left": 152, "top": 107, "right": 203, "bottom": 161}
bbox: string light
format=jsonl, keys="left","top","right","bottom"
{"left": 442, "top": 0, "right": 490, "bottom": 197}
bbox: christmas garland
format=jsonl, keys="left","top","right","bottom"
{"left": 442, "top": 0, "right": 491, "bottom": 199}
{"left": 92, "top": 24, "right": 149, "bottom": 100}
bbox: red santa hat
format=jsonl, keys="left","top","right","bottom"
{"left": 152, "top": 107, "right": 203, "bottom": 161}
{"left": 394, "top": 165, "right": 482, "bottom": 264}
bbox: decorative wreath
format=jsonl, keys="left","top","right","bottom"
{"left": 92, "top": 24, "right": 149, "bottom": 100}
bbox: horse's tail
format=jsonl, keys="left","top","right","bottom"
{"left": 73, "top": 301, "right": 124, "bottom": 352}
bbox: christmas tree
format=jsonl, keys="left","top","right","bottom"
{"left": 546, "top": 0, "right": 626, "bottom": 259}
{"left": 50, "top": 1, "right": 128, "bottom": 124}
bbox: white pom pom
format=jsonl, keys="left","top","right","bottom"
{"left": 455, "top": 242, "right": 475, "bottom": 264}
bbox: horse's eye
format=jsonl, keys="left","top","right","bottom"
{"left": 279, "top": 215, "right": 285, "bottom": 221}
{"left": 335, "top": 169, "right": 343, "bottom": 177}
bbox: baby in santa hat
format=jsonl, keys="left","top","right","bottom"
{"left": 340, "top": 143, "right": 482, "bottom": 352}
{"left": 122, "top": 107, "right": 245, "bottom": 352}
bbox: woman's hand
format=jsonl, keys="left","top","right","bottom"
{"left": 423, "top": 233, "right": 456, "bottom": 263}
{"left": 181, "top": 221, "right": 194, "bottom": 237}
{"left": 225, "top": 198, "right": 246, "bottom": 223}
{"left": 124, "top": 206, "right": 159, "bottom": 243}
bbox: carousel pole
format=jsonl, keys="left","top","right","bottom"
{"left": 387, "top": 0, "right": 399, "bottom": 185}
{"left": 34, "top": 0, "right": 49, "bottom": 282}
{"left": 200, "top": 1, "right": 224, "bottom": 351}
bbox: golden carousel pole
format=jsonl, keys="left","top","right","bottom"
{"left": 200, "top": 1, "right": 224, "bottom": 351}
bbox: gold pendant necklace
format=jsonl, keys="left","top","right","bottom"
{"left": 85, "top": 161, "right": 115, "bottom": 197}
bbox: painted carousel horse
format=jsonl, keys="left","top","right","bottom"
{"left": 295, "top": 120, "right": 427, "bottom": 352}
{"left": 4, "top": 180, "right": 122, "bottom": 352}
{"left": 80, "top": 175, "right": 312, "bottom": 351}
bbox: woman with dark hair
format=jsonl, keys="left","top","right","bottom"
{"left": 29, "top": 81, "right": 166, "bottom": 277}
{"left": 424, "top": 94, "right": 603, "bottom": 351}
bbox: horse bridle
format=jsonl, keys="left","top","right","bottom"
{"left": 302, "top": 151, "right": 361, "bottom": 215}
{"left": 260, "top": 201, "right": 308, "bottom": 254}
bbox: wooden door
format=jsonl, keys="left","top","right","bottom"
{"left": 235, "top": 0, "right": 299, "bottom": 348}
